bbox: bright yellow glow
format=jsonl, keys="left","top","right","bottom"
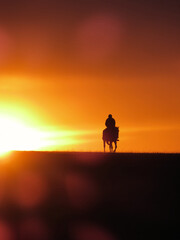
{"left": 0, "top": 113, "right": 88, "bottom": 156}
{"left": 0, "top": 115, "right": 50, "bottom": 155}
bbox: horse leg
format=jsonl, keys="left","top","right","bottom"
{"left": 114, "top": 141, "right": 117, "bottom": 153}
{"left": 109, "top": 142, "right": 113, "bottom": 152}
{"left": 103, "top": 140, "right": 106, "bottom": 152}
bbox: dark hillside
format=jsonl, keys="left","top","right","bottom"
{"left": 0, "top": 152, "right": 180, "bottom": 240}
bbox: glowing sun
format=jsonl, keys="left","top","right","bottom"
{"left": 0, "top": 115, "right": 47, "bottom": 155}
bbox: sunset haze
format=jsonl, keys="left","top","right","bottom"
{"left": 0, "top": 0, "right": 180, "bottom": 153}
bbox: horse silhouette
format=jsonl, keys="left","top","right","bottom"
{"left": 102, "top": 127, "right": 119, "bottom": 152}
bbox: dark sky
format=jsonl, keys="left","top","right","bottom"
{"left": 0, "top": 0, "right": 180, "bottom": 79}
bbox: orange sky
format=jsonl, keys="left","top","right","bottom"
{"left": 0, "top": 0, "right": 180, "bottom": 152}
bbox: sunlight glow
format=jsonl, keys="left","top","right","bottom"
{"left": 0, "top": 115, "right": 50, "bottom": 155}
{"left": 0, "top": 114, "right": 90, "bottom": 156}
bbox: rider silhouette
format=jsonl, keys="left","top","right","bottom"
{"left": 103, "top": 114, "right": 119, "bottom": 152}
{"left": 105, "top": 114, "right": 116, "bottom": 129}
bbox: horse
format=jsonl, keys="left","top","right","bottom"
{"left": 102, "top": 127, "right": 119, "bottom": 152}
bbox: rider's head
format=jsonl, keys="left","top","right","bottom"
{"left": 108, "top": 114, "right": 112, "bottom": 118}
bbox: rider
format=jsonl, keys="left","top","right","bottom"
{"left": 105, "top": 114, "right": 116, "bottom": 129}
{"left": 103, "top": 114, "right": 118, "bottom": 152}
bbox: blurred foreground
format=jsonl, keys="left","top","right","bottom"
{"left": 0, "top": 152, "right": 180, "bottom": 240}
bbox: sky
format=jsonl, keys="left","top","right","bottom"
{"left": 0, "top": 0, "right": 180, "bottom": 153}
